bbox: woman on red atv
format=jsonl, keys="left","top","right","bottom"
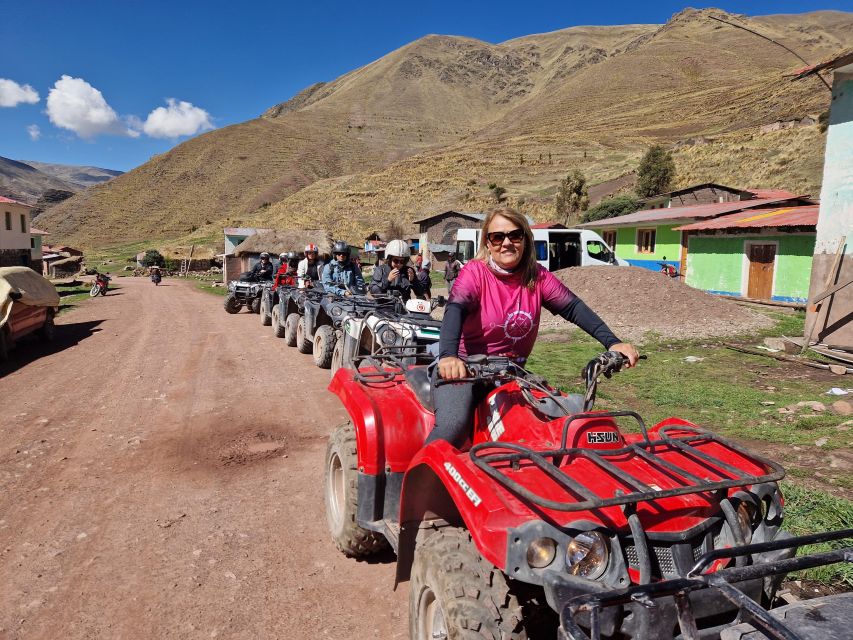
{"left": 429, "top": 207, "right": 639, "bottom": 446}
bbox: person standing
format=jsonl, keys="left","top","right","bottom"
{"left": 444, "top": 253, "right": 461, "bottom": 293}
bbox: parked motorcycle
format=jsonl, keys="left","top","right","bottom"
{"left": 89, "top": 272, "right": 111, "bottom": 297}
{"left": 658, "top": 256, "right": 679, "bottom": 278}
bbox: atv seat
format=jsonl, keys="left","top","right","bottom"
{"left": 403, "top": 366, "right": 435, "bottom": 413}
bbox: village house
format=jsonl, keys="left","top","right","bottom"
{"left": 412, "top": 210, "right": 486, "bottom": 267}
{"left": 221, "top": 227, "right": 271, "bottom": 282}
{"left": 0, "top": 196, "right": 45, "bottom": 273}
{"left": 794, "top": 49, "right": 853, "bottom": 346}
{"left": 231, "top": 230, "right": 332, "bottom": 278}
{"left": 580, "top": 188, "right": 815, "bottom": 278}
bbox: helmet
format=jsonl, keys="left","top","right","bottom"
{"left": 385, "top": 239, "right": 409, "bottom": 260}
{"left": 332, "top": 241, "right": 349, "bottom": 256}
{"left": 260, "top": 252, "right": 270, "bottom": 259}
{"left": 279, "top": 252, "right": 288, "bottom": 261}
{"left": 304, "top": 243, "right": 318, "bottom": 255}
{"left": 286, "top": 251, "right": 298, "bottom": 261}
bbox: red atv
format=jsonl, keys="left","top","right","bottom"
{"left": 324, "top": 350, "right": 815, "bottom": 639}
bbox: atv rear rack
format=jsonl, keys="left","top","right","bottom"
{"left": 560, "top": 528, "right": 853, "bottom": 640}
{"left": 469, "top": 415, "right": 785, "bottom": 513}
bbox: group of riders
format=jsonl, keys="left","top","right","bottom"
{"left": 242, "top": 239, "right": 436, "bottom": 302}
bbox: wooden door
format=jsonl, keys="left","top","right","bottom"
{"left": 747, "top": 244, "right": 776, "bottom": 299}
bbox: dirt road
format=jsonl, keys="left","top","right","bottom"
{"left": 0, "top": 278, "right": 406, "bottom": 639}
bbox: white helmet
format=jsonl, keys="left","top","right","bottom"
{"left": 385, "top": 239, "right": 409, "bottom": 259}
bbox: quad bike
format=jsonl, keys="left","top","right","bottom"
{"left": 331, "top": 295, "right": 444, "bottom": 374}
{"left": 223, "top": 279, "right": 266, "bottom": 314}
{"left": 89, "top": 272, "right": 111, "bottom": 297}
{"left": 150, "top": 270, "right": 162, "bottom": 285}
{"left": 272, "top": 285, "right": 326, "bottom": 349}
{"left": 303, "top": 291, "right": 397, "bottom": 369}
{"left": 323, "top": 350, "right": 850, "bottom": 639}
{"left": 260, "top": 275, "right": 300, "bottom": 327}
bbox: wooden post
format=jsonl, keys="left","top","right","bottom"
{"left": 802, "top": 235, "right": 847, "bottom": 352}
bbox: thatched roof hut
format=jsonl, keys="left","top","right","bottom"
{"left": 233, "top": 229, "right": 332, "bottom": 257}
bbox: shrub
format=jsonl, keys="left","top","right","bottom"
{"left": 141, "top": 249, "right": 165, "bottom": 267}
{"left": 555, "top": 170, "right": 589, "bottom": 225}
{"left": 636, "top": 145, "right": 676, "bottom": 198}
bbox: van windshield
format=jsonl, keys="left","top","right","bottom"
{"left": 587, "top": 240, "right": 615, "bottom": 264}
{"left": 456, "top": 240, "right": 475, "bottom": 263}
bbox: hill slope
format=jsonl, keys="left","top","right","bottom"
{"left": 36, "top": 8, "right": 853, "bottom": 248}
{"left": 0, "top": 157, "right": 77, "bottom": 204}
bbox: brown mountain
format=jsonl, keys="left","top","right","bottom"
{"left": 36, "top": 8, "right": 853, "bottom": 249}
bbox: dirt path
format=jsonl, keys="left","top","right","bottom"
{"left": 0, "top": 278, "right": 406, "bottom": 639}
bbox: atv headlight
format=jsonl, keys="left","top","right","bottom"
{"left": 566, "top": 532, "right": 609, "bottom": 579}
{"left": 526, "top": 537, "right": 557, "bottom": 569}
{"left": 378, "top": 327, "right": 399, "bottom": 346}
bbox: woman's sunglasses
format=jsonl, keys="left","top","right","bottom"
{"left": 485, "top": 229, "right": 525, "bottom": 246}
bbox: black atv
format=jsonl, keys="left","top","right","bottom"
{"left": 223, "top": 278, "right": 268, "bottom": 314}
{"left": 272, "top": 285, "right": 326, "bottom": 349}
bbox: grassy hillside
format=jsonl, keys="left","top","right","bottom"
{"left": 35, "top": 8, "right": 851, "bottom": 250}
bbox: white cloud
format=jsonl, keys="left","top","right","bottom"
{"left": 46, "top": 75, "right": 138, "bottom": 138}
{"left": 0, "top": 79, "right": 40, "bottom": 107}
{"left": 143, "top": 98, "right": 214, "bottom": 139}
{"left": 27, "top": 124, "right": 41, "bottom": 141}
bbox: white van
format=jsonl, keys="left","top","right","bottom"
{"left": 455, "top": 228, "right": 627, "bottom": 270}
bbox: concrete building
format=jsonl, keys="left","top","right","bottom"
{"left": 412, "top": 211, "right": 486, "bottom": 267}
{"left": 0, "top": 196, "right": 37, "bottom": 270}
{"left": 795, "top": 50, "right": 853, "bottom": 345}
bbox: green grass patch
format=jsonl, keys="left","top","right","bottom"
{"left": 53, "top": 281, "right": 94, "bottom": 315}
{"left": 781, "top": 482, "right": 853, "bottom": 587}
{"left": 196, "top": 280, "right": 228, "bottom": 296}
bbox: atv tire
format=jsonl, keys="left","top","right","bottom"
{"left": 324, "top": 421, "right": 388, "bottom": 557}
{"left": 224, "top": 293, "right": 242, "bottom": 314}
{"left": 284, "top": 313, "right": 299, "bottom": 346}
{"left": 331, "top": 338, "right": 345, "bottom": 375}
{"left": 260, "top": 295, "right": 272, "bottom": 326}
{"left": 296, "top": 316, "right": 312, "bottom": 354}
{"left": 249, "top": 297, "right": 261, "bottom": 314}
{"left": 313, "top": 325, "right": 336, "bottom": 369}
{"left": 410, "top": 527, "right": 528, "bottom": 640}
{"left": 272, "top": 307, "right": 286, "bottom": 338}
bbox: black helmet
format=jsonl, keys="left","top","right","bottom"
{"left": 286, "top": 251, "right": 299, "bottom": 262}
{"left": 332, "top": 241, "right": 349, "bottom": 257}
{"left": 260, "top": 251, "right": 270, "bottom": 259}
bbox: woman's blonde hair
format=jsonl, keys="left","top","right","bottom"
{"left": 475, "top": 207, "right": 539, "bottom": 290}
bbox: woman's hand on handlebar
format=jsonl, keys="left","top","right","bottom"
{"left": 438, "top": 356, "right": 468, "bottom": 380}
{"left": 609, "top": 342, "right": 640, "bottom": 367}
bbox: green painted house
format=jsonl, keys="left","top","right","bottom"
{"left": 581, "top": 192, "right": 818, "bottom": 302}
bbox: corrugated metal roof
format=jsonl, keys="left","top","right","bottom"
{"left": 580, "top": 196, "right": 808, "bottom": 228}
{"left": 0, "top": 195, "right": 31, "bottom": 207}
{"left": 743, "top": 189, "right": 799, "bottom": 199}
{"left": 792, "top": 48, "right": 853, "bottom": 78}
{"left": 412, "top": 211, "right": 485, "bottom": 224}
{"left": 674, "top": 206, "right": 819, "bottom": 231}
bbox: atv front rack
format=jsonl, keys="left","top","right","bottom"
{"left": 560, "top": 529, "right": 853, "bottom": 640}
{"left": 469, "top": 418, "right": 785, "bottom": 513}
{"left": 351, "top": 347, "right": 435, "bottom": 383}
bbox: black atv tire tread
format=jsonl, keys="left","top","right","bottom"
{"left": 324, "top": 422, "right": 388, "bottom": 557}
{"left": 223, "top": 294, "right": 242, "bottom": 314}
{"left": 313, "top": 325, "right": 336, "bottom": 369}
{"left": 296, "top": 317, "right": 313, "bottom": 354}
{"left": 284, "top": 313, "right": 299, "bottom": 346}
{"left": 249, "top": 297, "right": 261, "bottom": 314}
{"left": 409, "top": 527, "right": 527, "bottom": 640}
{"left": 260, "top": 296, "right": 272, "bottom": 326}
{"left": 272, "top": 307, "right": 286, "bottom": 338}
{"left": 331, "top": 338, "right": 344, "bottom": 375}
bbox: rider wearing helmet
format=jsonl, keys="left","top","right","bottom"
{"left": 248, "top": 251, "right": 275, "bottom": 281}
{"left": 369, "top": 239, "right": 421, "bottom": 302}
{"left": 321, "top": 240, "right": 365, "bottom": 296}
{"left": 273, "top": 251, "right": 299, "bottom": 289}
{"left": 297, "top": 243, "right": 325, "bottom": 284}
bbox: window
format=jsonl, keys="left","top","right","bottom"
{"left": 455, "top": 240, "right": 475, "bottom": 262}
{"left": 637, "top": 228, "right": 656, "bottom": 254}
{"left": 20, "top": 214, "right": 26, "bottom": 232}
{"left": 4, "top": 211, "right": 10, "bottom": 231}
{"left": 586, "top": 240, "right": 615, "bottom": 264}
{"left": 602, "top": 230, "right": 617, "bottom": 250}
{"left": 31, "top": 237, "right": 36, "bottom": 249}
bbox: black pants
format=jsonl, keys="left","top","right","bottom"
{"left": 425, "top": 380, "right": 489, "bottom": 448}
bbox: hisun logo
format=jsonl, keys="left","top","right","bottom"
{"left": 443, "top": 462, "right": 482, "bottom": 507}
{"left": 587, "top": 431, "right": 619, "bottom": 444}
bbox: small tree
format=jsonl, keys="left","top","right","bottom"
{"left": 555, "top": 170, "right": 589, "bottom": 225}
{"left": 635, "top": 145, "right": 675, "bottom": 198}
{"left": 488, "top": 183, "right": 506, "bottom": 202}
{"left": 581, "top": 195, "right": 641, "bottom": 223}
{"left": 141, "top": 249, "right": 165, "bottom": 267}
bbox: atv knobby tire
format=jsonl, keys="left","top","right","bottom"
{"left": 331, "top": 338, "right": 345, "bottom": 375}
{"left": 249, "top": 297, "right": 261, "bottom": 314}
{"left": 272, "top": 307, "right": 286, "bottom": 338}
{"left": 410, "top": 527, "right": 528, "bottom": 640}
{"left": 313, "top": 325, "right": 336, "bottom": 369}
{"left": 260, "top": 296, "right": 272, "bottom": 326}
{"left": 223, "top": 293, "right": 242, "bottom": 314}
{"left": 324, "top": 421, "right": 388, "bottom": 557}
{"left": 284, "top": 313, "right": 299, "bottom": 346}
{"left": 296, "top": 316, "right": 313, "bottom": 354}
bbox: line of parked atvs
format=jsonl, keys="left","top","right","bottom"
{"left": 223, "top": 274, "right": 443, "bottom": 374}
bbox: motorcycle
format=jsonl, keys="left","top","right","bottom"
{"left": 658, "top": 256, "right": 679, "bottom": 278}
{"left": 150, "top": 269, "right": 162, "bottom": 285}
{"left": 89, "top": 272, "right": 111, "bottom": 297}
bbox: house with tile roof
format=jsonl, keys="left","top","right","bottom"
{"left": 0, "top": 196, "right": 44, "bottom": 272}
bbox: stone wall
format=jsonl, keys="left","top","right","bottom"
{"left": 0, "top": 248, "right": 30, "bottom": 268}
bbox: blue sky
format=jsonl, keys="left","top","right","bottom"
{"left": 2, "top": 0, "right": 851, "bottom": 172}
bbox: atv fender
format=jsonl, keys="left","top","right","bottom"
{"left": 328, "top": 368, "right": 386, "bottom": 475}
{"left": 395, "top": 441, "right": 508, "bottom": 584}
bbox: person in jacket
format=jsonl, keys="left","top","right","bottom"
{"left": 369, "top": 239, "right": 421, "bottom": 302}
{"left": 444, "top": 253, "right": 461, "bottom": 292}
{"left": 297, "top": 243, "right": 325, "bottom": 284}
{"left": 246, "top": 252, "right": 274, "bottom": 281}
{"left": 417, "top": 260, "right": 432, "bottom": 299}
{"left": 273, "top": 252, "right": 299, "bottom": 289}
{"left": 427, "top": 207, "right": 638, "bottom": 447}
{"left": 322, "top": 241, "right": 365, "bottom": 296}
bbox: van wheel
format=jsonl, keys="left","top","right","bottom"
{"left": 410, "top": 527, "right": 528, "bottom": 640}
{"left": 313, "top": 325, "right": 336, "bottom": 368}
{"left": 324, "top": 421, "right": 388, "bottom": 557}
